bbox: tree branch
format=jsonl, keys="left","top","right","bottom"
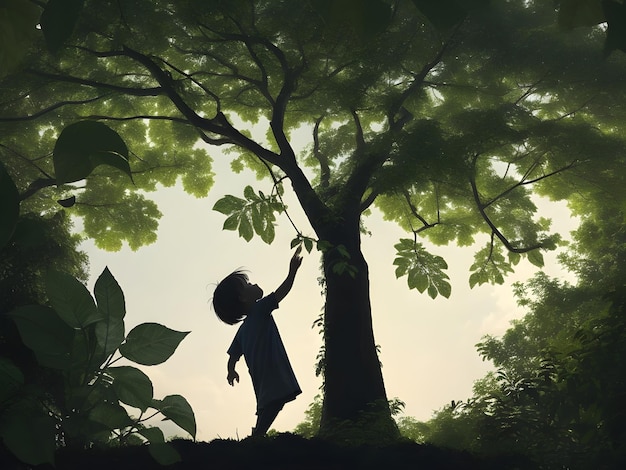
{"left": 469, "top": 167, "right": 542, "bottom": 254}
{"left": 0, "top": 95, "right": 108, "bottom": 122}
{"left": 19, "top": 178, "right": 57, "bottom": 201}
{"left": 29, "top": 69, "right": 163, "bottom": 97}
{"left": 402, "top": 189, "right": 440, "bottom": 234}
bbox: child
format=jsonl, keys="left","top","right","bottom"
{"left": 213, "top": 247, "right": 303, "bottom": 436}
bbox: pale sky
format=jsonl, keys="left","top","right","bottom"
{"left": 78, "top": 152, "right": 578, "bottom": 442}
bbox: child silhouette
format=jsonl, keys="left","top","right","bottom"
{"left": 213, "top": 247, "right": 303, "bottom": 436}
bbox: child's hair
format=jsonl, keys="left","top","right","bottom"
{"left": 213, "top": 270, "right": 249, "bottom": 325}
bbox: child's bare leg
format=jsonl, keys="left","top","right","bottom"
{"left": 252, "top": 401, "right": 284, "bottom": 436}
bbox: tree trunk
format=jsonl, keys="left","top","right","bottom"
{"left": 316, "top": 216, "right": 399, "bottom": 442}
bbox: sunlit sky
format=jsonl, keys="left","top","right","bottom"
{"left": 77, "top": 145, "right": 578, "bottom": 442}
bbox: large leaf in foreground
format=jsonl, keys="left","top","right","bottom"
{"left": 107, "top": 366, "right": 154, "bottom": 412}
{"left": 154, "top": 394, "right": 196, "bottom": 439}
{"left": 119, "top": 323, "right": 189, "bottom": 365}
{"left": 53, "top": 121, "right": 131, "bottom": 184}
{"left": 46, "top": 270, "right": 103, "bottom": 329}
{"left": 8, "top": 305, "right": 74, "bottom": 369}
{"left": 0, "top": 401, "right": 56, "bottom": 466}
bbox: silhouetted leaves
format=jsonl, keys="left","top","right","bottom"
{"left": 154, "top": 394, "right": 197, "bottom": 439}
{"left": 119, "top": 323, "right": 189, "bottom": 366}
{"left": 53, "top": 121, "right": 132, "bottom": 185}
{"left": 213, "top": 185, "right": 284, "bottom": 243}
{"left": 40, "top": 0, "right": 85, "bottom": 53}
{"left": 46, "top": 270, "right": 102, "bottom": 329}
{"left": 4, "top": 268, "right": 194, "bottom": 465}
{"left": 393, "top": 239, "right": 451, "bottom": 299}
{"left": 7, "top": 305, "right": 74, "bottom": 369}
{"left": 107, "top": 366, "right": 154, "bottom": 412}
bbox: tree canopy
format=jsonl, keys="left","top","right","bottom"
{"left": 2, "top": 0, "right": 626, "bottom": 440}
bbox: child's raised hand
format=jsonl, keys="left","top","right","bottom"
{"left": 290, "top": 246, "right": 303, "bottom": 272}
{"left": 227, "top": 370, "right": 239, "bottom": 386}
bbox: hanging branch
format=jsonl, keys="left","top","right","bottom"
{"left": 402, "top": 189, "right": 440, "bottom": 234}
{"left": 468, "top": 165, "right": 542, "bottom": 254}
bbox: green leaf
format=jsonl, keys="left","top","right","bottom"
{"left": 238, "top": 215, "right": 254, "bottom": 242}
{"left": 53, "top": 121, "right": 131, "bottom": 184}
{"left": 304, "top": 237, "right": 314, "bottom": 253}
{"left": 108, "top": 366, "right": 154, "bottom": 412}
{"left": 508, "top": 251, "right": 521, "bottom": 266}
{"left": 260, "top": 217, "right": 275, "bottom": 244}
{"left": 527, "top": 249, "right": 545, "bottom": 268}
{"left": 469, "top": 271, "right": 480, "bottom": 289}
{"left": 212, "top": 195, "right": 246, "bottom": 214}
{"left": 57, "top": 195, "right": 76, "bottom": 208}
{"left": 8, "top": 305, "right": 74, "bottom": 369}
{"left": 393, "top": 239, "right": 451, "bottom": 297}
{"left": 0, "top": 358, "right": 24, "bottom": 403}
{"left": 89, "top": 401, "right": 132, "bottom": 429}
{"left": 46, "top": 270, "right": 103, "bottom": 329}
{"left": 437, "top": 280, "right": 452, "bottom": 299}
{"left": 94, "top": 268, "right": 126, "bottom": 359}
{"left": 148, "top": 442, "right": 182, "bottom": 466}
{"left": 138, "top": 426, "right": 165, "bottom": 444}
{"left": 251, "top": 204, "right": 265, "bottom": 234}
{"left": 94, "top": 267, "right": 126, "bottom": 320}
{"left": 244, "top": 185, "right": 258, "bottom": 201}
{"left": 0, "top": 401, "right": 56, "bottom": 466}
{"left": 95, "top": 316, "right": 125, "bottom": 361}
{"left": 119, "top": 323, "right": 189, "bottom": 366}
{"left": 222, "top": 213, "right": 240, "bottom": 231}
{"left": 291, "top": 237, "right": 302, "bottom": 249}
{"left": 0, "top": 161, "right": 19, "bottom": 249}
{"left": 156, "top": 394, "right": 196, "bottom": 439}
{"left": 427, "top": 285, "right": 438, "bottom": 299}
{"left": 40, "top": 0, "right": 85, "bottom": 53}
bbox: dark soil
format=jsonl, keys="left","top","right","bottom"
{"left": 2, "top": 433, "right": 533, "bottom": 469}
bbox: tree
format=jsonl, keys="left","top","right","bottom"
{"left": 406, "top": 207, "right": 626, "bottom": 467}
{"left": 2, "top": 0, "right": 626, "bottom": 439}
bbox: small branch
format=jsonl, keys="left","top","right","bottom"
{"left": 19, "top": 178, "right": 57, "bottom": 201}
{"left": 156, "top": 56, "right": 223, "bottom": 111}
{"left": 0, "top": 95, "right": 108, "bottom": 122}
{"left": 402, "top": 189, "right": 440, "bottom": 233}
{"left": 469, "top": 173, "right": 542, "bottom": 254}
{"left": 483, "top": 159, "right": 578, "bottom": 209}
{"left": 258, "top": 158, "right": 301, "bottom": 236}
{"left": 29, "top": 69, "right": 164, "bottom": 97}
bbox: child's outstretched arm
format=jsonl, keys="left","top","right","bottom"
{"left": 275, "top": 246, "right": 303, "bottom": 303}
{"left": 227, "top": 355, "right": 239, "bottom": 386}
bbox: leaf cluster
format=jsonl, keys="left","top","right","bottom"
{"left": 0, "top": 268, "right": 195, "bottom": 466}
{"left": 393, "top": 238, "right": 451, "bottom": 299}
{"left": 213, "top": 185, "right": 284, "bottom": 243}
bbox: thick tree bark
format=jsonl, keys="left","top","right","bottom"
{"left": 315, "top": 215, "right": 399, "bottom": 441}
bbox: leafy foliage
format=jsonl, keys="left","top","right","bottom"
{"left": 393, "top": 239, "right": 450, "bottom": 298}
{"left": 401, "top": 210, "right": 626, "bottom": 468}
{"left": 0, "top": 267, "right": 195, "bottom": 466}
{"left": 212, "top": 185, "right": 284, "bottom": 243}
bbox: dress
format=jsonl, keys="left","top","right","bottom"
{"left": 227, "top": 293, "right": 301, "bottom": 412}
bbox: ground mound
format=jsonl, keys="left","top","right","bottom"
{"left": 3, "top": 433, "right": 531, "bottom": 469}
